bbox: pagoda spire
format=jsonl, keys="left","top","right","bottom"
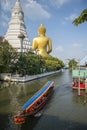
{"left": 16, "top": 0, "right": 20, "bottom": 2}
{"left": 5, "top": 0, "right": 31, "bottom": 52}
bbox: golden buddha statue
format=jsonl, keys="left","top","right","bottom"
{"left": 32, "top": 24, "right": 52, "bottom": 58}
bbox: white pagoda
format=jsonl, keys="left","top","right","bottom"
{"left": 5, "top": 0, "right": 31, "bottom": 52}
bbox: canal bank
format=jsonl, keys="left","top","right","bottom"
{"left": 0, "top": 69, "right": 63, "bottom": 82}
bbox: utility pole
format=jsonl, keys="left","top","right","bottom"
{"left": 78, "top": 62, "right": 80, "bottom": 96}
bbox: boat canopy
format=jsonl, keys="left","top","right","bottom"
{"left": 22, "top": 81, "right": 54, "bottom": 109}
{"left": 72, "top": 69, "right": 87, "bottom": 78}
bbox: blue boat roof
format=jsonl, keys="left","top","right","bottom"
{"left": 22, "top": 81, "right": 54, "bottom": 109}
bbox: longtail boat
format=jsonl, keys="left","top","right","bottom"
{"left": 14, "top": 81, "right": 54, "bottom": 124}
{"left": 72, "top": 68, "right": 87, "bottom": 90}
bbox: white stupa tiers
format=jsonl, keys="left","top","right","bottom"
{"left": 5, "top": 0, "right": 31, "bottom": 52}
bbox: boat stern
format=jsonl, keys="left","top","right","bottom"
{"left": 14, "top": 115, "right": 25, "bottom": 124}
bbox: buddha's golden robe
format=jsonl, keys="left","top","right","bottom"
{"left": 32, "top": 24, "right": 52, "bottom": 58}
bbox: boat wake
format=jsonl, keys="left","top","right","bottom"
{"left": 14, "top": 81, "right": 54, "bottom": 124}
{"left": 34, "top": 110, "right": 43, "bottom": 117}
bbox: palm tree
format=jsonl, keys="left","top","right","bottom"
{"left": 73, "top": 9, "right": 87, "bottom": 26}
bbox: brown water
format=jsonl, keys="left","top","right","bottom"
{"left": 0, "top": 70, "right": 87, "bottom": 130}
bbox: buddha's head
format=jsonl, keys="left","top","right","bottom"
{"left": 38, "top": 24, "right": 46, "bottom": 36}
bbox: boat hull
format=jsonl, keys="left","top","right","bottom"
{"left": 14, "top": 81, "right": 54, "bottom": 124}
{"left": 72, "top": 79, "right": 85, "bottom": 90}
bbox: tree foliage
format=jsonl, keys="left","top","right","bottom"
{"left": 15, "top": 53, "right": 44, "bottom": 75}
{"left": 0, "top": 36, "right": 18, "bottom": 73}
{"left": 43, "top": 57, "right": 64, "bottom": 72}
{"left": 73, "top": 9, "right": 87, "bottom": 26}
{"left": 0, "top": 36, "right": 64, "bottom": 74}
{"left": 15, "top": 53, "right": 64, "bottom": 75}
{"left": 68, "top": 59, "right": 78, "bottom": 71}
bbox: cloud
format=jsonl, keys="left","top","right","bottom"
{"left": 65, "top": 13, "right": 78, "bottom": 21}
{"left": 1, "top": 0, "right": 51, "bottom": 21}
{"left": 0, "top": 11, "right": 9, "bottom": 27}
{"left": 72, "top": 42, "right": 82, "bottom": 47}
{"left": 1, "top": 0, "right": 13, "bottom": 12}
{"left": 23, "top": 0, "right": 51, "bottom": 20}
{"left": 1, "top": 12, "right": 9, "bottom": 22}
{"left": 62, "top": 13, "right": 78, "bottom": 24}
{"left": 55, "top": 45, "right": 64, "bottom": 52}
{"left": 48, "top": 0, "right": 69, "bottom": 8}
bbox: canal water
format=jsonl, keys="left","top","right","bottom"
{"left": 0, "top": 70, "right": 87, "bottom": 130}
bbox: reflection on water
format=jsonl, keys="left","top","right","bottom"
{"left": 0, "top": 70, "right": 87, "bottom": 130}
{"left": 0, "top": 77, "right": 55, "bottom": 130}
{"left": 72, "top": 90, "right": 87, "bottom": 104}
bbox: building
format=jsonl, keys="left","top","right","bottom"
{"left": 5, "top": 0, "right": 31, "bottom": 52}
{"left": 79, "top": 55, "right": 87, "bottom": 66}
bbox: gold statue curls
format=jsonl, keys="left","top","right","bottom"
{"left": 38, "top": 24, "right": 46, "bottom": 35}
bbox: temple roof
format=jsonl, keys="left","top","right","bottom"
{"left": 79, "top": 55, "right": 87, "bottom": 66}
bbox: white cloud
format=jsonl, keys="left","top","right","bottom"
{"left": 0, "top": 12, "right": 9, "bottom": 27}
{"left": 48, "top": 0, "right": 69, "bottom": 8}
{"left": 65, "top": 13, "right": 78, "bottom": 21}
{"left": 1, "top": 12, "right": 9, "bottom": 22}
{"left": 1, "top": 0, "right": 13, "bottom": 12}
{"left": 62, "top": 13, "right": 78, "bottom": 24}
{"left": 1, "top": 0, "right": 51, "bottom": 20}
{"left": 55, "top": 46, "right": 64, "bottom": 52}
{"left": 72, "top": 42, "right": 82, "bottom": 47}
{"left": 23, "top": 0, "right": 51, "bottom": 20}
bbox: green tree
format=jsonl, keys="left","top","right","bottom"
{"left": 73, "top": 9, "right": 87, "bottom": 26}
{"left": 16, "top": 53, "right": 64, "bottom": 75}
{"left": 16, "top": 52, "right": 45, "bottom": 75}
{"left": 0, "top": 36, "right": 64, "bottom": 74}
{"left": 0, "top": 36, "right": 17, "bottom": 73}
{"left": 68, "top": 59, "right": 78, "bottom": 71}
{"left": 44, "top": 57, "right": 64, "bottom": 72}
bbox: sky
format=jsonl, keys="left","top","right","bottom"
{"left": 0, "top": 0, "right": 87, "bottom": 63}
